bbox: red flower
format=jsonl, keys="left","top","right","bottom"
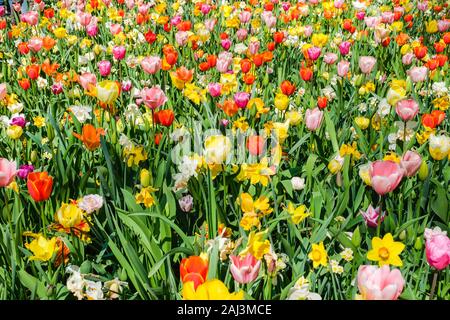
{"left": 144, "top": 30, "right": 157, "bottom": 44}
{"left": 300, "top": 67, "right": 313, "bottom": 81}
{"left": 180, "top": 256, "right": 208, "bottom": 290}
{"left": 317, "top": 96, "right": 328, "bottom": 109}
{"left": 240, "top": 59, "right": 252, "bottom": 73}
{"left": 27, "top": 172, "right": 53, "bottom": 202}
{"left": 26, "top": 64, "right": 40, "bottom": 80}
{"left": 280, "top": 80, "right": 296, "bottom": 96}
{"left": 156, "top": 109, "right": 175, "bottom": 127}
{"left": 18, "top": 78, "right": 30, "bottom": 90}
{"left": 247, "top": 136, "right": 265, "bottom": 156}
{"left": 273, "top": 32, "right": 284, "bottom": 44}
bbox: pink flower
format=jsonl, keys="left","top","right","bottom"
{"left": 125, "top": 0, "right": 135, "bottom": 10}
{"left": 334, "top": 0, "right": 345, "bottom": 9}
{"left": 236, "top": 29, "right": 248, "bottom": 41}
{"left": 402, "top": 52, "right": 414, "bottom": 65}
{"left": 395, "top": 99, "right": 419, "bottom": 121}
{"left": 77, "top": 11, "right": 92, "bottom": 27}
{"left": 0, "top": 158, "right": 17, "bottom": 188}
{"left": 357, "top": 265, "right": 404, "bottom": 300}
{"left": 0, "top": 83, "right": 6, "bottom": 100}
{"left": 141, "top": 86, "right": 167, "bottom": 109}
{"left": 175, "top": 31, "right": 189, "bottom": 46}
{"left": 216, "top": 52, "right": 233, "bottom": 73}
{"left": 51, "top": 83, "right": 63, "bottom": 95}
{"left": 109, "top": 23, "right": 123, "bottom": 35}
{"left": 171, "top": 15, "right": 182, "bottom": 26}
{"left": 86, "top": 24, "right": 98, "bottom": 37}
{"left": 248, "top": 41, "right": 260, "bottom": 55}
{"left": 20, "top": 11, "right": 39, "bottom": 26}
{"left": 381, "top": 11, "right": 395, "bottom": 24}
{"left": 208, "top": 83, "right": 221, "bottom": 97}
{"left": 141, "top": 56, "right": 161, "bottom": 75}
{"left": 338, "top": 41, "right": 351, "bottom": 56}
{"left": 303, "top": 25, "right": 313, "bottom": 37}
{"left": 239, "top": 11, "right": 251, "bottom": 23}
{"left": 221, "top": 39, "right": 232, "bottom": 51}
{"left": 98, "top": 60, "right": 112, "bottom": 77}
{"left": 307, "top": 47, "right": 321, "bottom": 61}
{"left": 408, "top": 66, "right": 428, "bottom": 83}
{"left": 360, "top": 205, "right": 385, "bottom": 228}
{"left": 78, "top": 72, "right": 97, "bottom": 90}
{"left": 121, "top": 80, "right": 132, "bottom": 92}
{"left": 359, "top": 56, "right": 377, "bottom": 74}
{"left": 234, "top": 92, "right": 250, "bottom": 109}
{"left": 205, "top": 18, "right": 217, "bottom": 31}
{"left": 417, "top": 1, "right": 428, "bottom": 11}
{"left": 425, "top": 228, "right": 450, "bottom": 271}
{"left": 112, "top": 46, "right": 126, "bottom": 60}
{"left": 261, "top": 11, "right": 277, "bottom": 28}
{"left": 438, "top": 20, "right": 450, "bottom": 32}
{"left": 0, "top": 6, "right": 4, "bottom": 16}
{"left": 323, "top": 53, "right": 338, "bottom": 65}
{"left": 337, "top": 60, "right": 350, "bottom": 77}
{"left": 200, "top": 4, "right": 211, "bottom": 15}
{"left": 230, "top": 254, "right": 261, "bottom": 284}
{"left": 364, "top": 16, "right": 380, "bottom": 28}
{"left": 355, "top": 11, "right": 366, "bottom": 20}
{"left": 27, "top": 37, "right": 43, "bottom": 53}
{"left": 305, "top": 107, "right": 324, "bottom": 131}
{"left": 400, "top": 151, "right": 422, "bottom": 177}
{"left": 369, "top": 161, "right": 404, "bottom": 196}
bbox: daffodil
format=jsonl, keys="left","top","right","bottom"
{"left": 182, "top": 279, "right": 244, "bottom": 300}
{"left": 240, "top": 229, "right": 271, "bottom": 260}
{"left": 367, "top": 233, "right": 405, "bottom": 267}
{"left": 286, "top": 202, "right": 310, "bottom": 224}
{"left": 308, "top": 242, "right": 328, "bottom": 268}
{"left": 135, "top": 186, "right": 158, "bottom": 208}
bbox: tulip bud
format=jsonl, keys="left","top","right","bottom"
{"left": 399, "top": 230, "right": 407, "bottom": 241}
{"left": 406, "top": 77, "right": 413, "bottom": 93}
{"left": 47, "top": 124, "right": 55, "bottom": 141}
{"left": 31, "top": 150, "right": 38, "bottom": 163}
{"left": 414, "top": 236, "right": 423, "bottom": 250}
{"left": 140, "top": 169, "right": 151, "bottom": 187}
{"left": 354, "top": 74, "right": 364, "bottom": 87}
{"left": 418, "top": 161, "right": 429, "bottom": 180}
{"left": 119, "top": 268, "right": 128, "bottom": 281}
{"left": 46, "top": 285, "right": 54, "bottom": 297}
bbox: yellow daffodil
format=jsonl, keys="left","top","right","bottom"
{"left": 367, "top": 233, "right": 405, "bottom": 267}
{"left": 135, "top": 186, "right": 158, "bottom": 208}
{"left": 240, "top": 229, "right": 271, "bottom": 260}
{"left": 308, "top": 242, "right": 328, "bottom": 268}
{"left": 286, "top": 202, "right": 310, "bottom": 224}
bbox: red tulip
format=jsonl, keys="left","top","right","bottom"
{"left": 156, "top": 109, "right": 175, "bottom": 127}
{"left": 180, "top": 256, "right": 208, "bottom": 290}
{"left": 27, "top": 172, "right": 53, "bottom": 202}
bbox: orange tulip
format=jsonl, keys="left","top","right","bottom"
{"left": 280, "top": 80, "right": 296, "bottom": 96}
{"left": 73, "top": 124, "right": 105, "bottom": 151}
{"left": 42, "top": 36, "right": 56, "bottom": 51}
{"left": 26, "top": 64, "right": 40, "bottom": 80}
{"left": 27, "top": 172, "right": 53, "bottom": 202}
{"left": 180, "top": 256, "right": 208, "bottom": 290}
{"left": 218, "top": 100, "right": 239, "bottom": 117}
{"left": 156, "top": 109, "right": 175, "bottom": 127}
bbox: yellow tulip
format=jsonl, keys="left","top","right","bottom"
{"left": 24, "top": 233, "right": 57, "bottom": 262}
{"left": 182, "top": 279, "right": 244, "bottom": 300}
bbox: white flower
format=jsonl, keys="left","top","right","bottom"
{"left": 340, "top": 248, "right": 354, "bottom": 262}
{"left": 234, "top": 43, "right": 248, "bottom": 54}
{"left": 69, "top": 105, "right": 92, "bottom": 123}
{"left": 377, "top": 98, "right": 391, "bottom": 117}
{"left": 424, "top": 227, "right": 447, "bottom": 240}
{"left": 7, "top": 103, "right": 24, "bottom": 114}
{"left": 432, "top": 82, "right": 448, "bottom": 97}
{"left": 0, "top": 116, "right": 10, "bottom": 128}
{"left": 119, "top": 134, "right": 133, "bottom": 149}
{"left": 178, "top": 156, "right": 198, "bottom": 179}
{"left": 66, "top": 266, "right": 85, "bottom": 300}
{"left": 291, "top": 177, "right": 305, "bottom": 191}
{"left": 287, "top": 277, "right": 322, "bottom": 300}
{"left": 84, "top": 280, "right": 104, "bottom": 300}
{"left": 104, "top": 278, "right": 127, "bottom": 299}
{"left": 78, "top": 194, "right": 104, "bottom": 214}
{"left": 170, "top": 127, "right": 190, "bottom": 143}
{"left": 330, "top": 260, "right": 344, "bottom": 274}
{"left": 36, "top": 77, "right": 48, "bottom": 89}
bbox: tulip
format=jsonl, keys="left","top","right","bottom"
{"left": 359, "top": 56, "right": 377, "bottom": 74}
{"left": 338, "top": 41, "right": 351, "bottom": 56}
{"left": 221, "top": 39, "right": 232, "bottom": 50}
{"left": 79, "top": 72, "right": 97, "bottom": 91}
{"left": 156, "top": 109, "right": 175, "bottom": 127}
{"left": 323, "top": 53, "right": 338, "bottom": 65}
{"left": 10, "top": 116, "right": 26, "bottom": 128}
{"left": 337, "top": 60, "right": 350, "bottom": 77}
{"left": 109, "top": 23, "right": 122, "bottom": 35}
{"left": 407, "top": 66, "right": 428, "bottom": 83}
{"left": 307, "top": 46, "right": 321, "bottom": 61}
{"left": 112, "top": 46, "right": 126, "bottom": 60}
{"left": 175, "top": 31, "right": 189, "bottom": 46}
{"left": 180, "top": 256, "right": 208, "bottom": 290}
{"left": 428, "top": 134, "right": 450, "bottom": 161}
{"left": 208, "top": 83, "right": 221, "bottom": 97}
{"left": 17, "top": 164, "right": 34, "bottom": 180}
{"left": 0, "top": 83, "right": 6, "bottom": 100}
{"left": 247, "top": 136, "right": 266, "bottom": 156}
{"left": 204, "top": 135, "right": 232, "bottom": 164}
{"left": 179, "top": 194, "right": 194, "bottom": 213}
{"left": 305, "top": 107, "right": 323, "bottom": 131}
{"left": 357, "top": 265, "right": 404, "bottom": 300}
{"left": 395, "top": 99, "right": 419, "bottom": 121}
{"left": 27, "top": 37, "right": 43, "bottom": 53}
{"left": 77, "top": 11, "right": 92, "bottom": 27}
{"left": 73, "top": 124, "right": 105, "bottom": 151}
{"left": 402, "top": 52, "right": 414, "bottom": 65}
{"left": 20, "top": 11, "right": 39, "bottom": 25}
{"left": 300, "top": 67, "right": 313, "bottom": 81}
{"left": 239, "top": 11, "right": 251, "bottom": 23}
{"left": 141, "top": 56, "right": 161, "bottom": 74}
{"left": 230, "top": 254, "right": 261, "bottom": 284}
{"left": 274, "top": 93, "right": 289, "bottom": 111}
{"left": 141, "top": 86, "right": 167, "bottom": 109}
{"left": 369, "top": 160, "right": 404, "bottom": 195}
{"left": 51, "top": 83, "right": 63, "bottom": 95}
{"left": 86, "top": 23, "right": 98, "bottom": 37}
{"left": 121, "top": 80, "right": 132, "bottom": 92}
{"left": 27, "top": 172, "right": 53, "bottom": 202}
{"left": 424, "top": 227, "right": 450, "bottom": 270}
{"left": 360, "top": 205, "right": 384, "bottom": 228}
{"left": 400, "top": 151, "right": 422, "bottom": 177}
{"left": 248, "top": 41, "right": 260, "bottom": 55}
{"left": 95, "top": 80, "right": 120, "bottom": 104}
{"left": 26, "top": 65, "right": 40, "bottom": 80}
{"left": 0, "top": 158, "right": 17, "bottom": 187}
{"left": 98, "top": 60, "right": 111, "bottom": 77}
{"left": 234, "top": 92, "right": 250, "bottom": 109}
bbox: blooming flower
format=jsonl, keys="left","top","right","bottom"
{"left": 367, "top": 233, "right": 405, "bottom": 267}
{"left": 308, "top": 242, "right": 328, "bottom": 269}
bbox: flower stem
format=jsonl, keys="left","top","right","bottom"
{"left": 429, "top": 271, "right": 438, "bottom": 300}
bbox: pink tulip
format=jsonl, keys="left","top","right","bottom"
{"left": 98, "top": 60, "right": 112, "bottom": 77}
{"left": 425, "top": 228, "right": 450, "bottom": 271}
{"left": 239, "top": 11, "right": 251, "bottom": 24}
{"left": 0, "top": 83, "right": 6, "bottom": 100}
{"left": 338, "top": 41, "right": 351, "bottom": 56}
{"left": 216, "top": 52, "right": 233, "bottom": 73}
{"left": 400, "top": 151, "right": 422, "bottom": 177}
{"left": 337, "top": 60, "right": 350, "bottom": 77}
{"left": 236, "top": 29, "right": 248, "bottom": 41}
{"left": 334, "top": 0, "right": 345, "bottom": 9}
{"left": 408, "top": 66, "right": 427, "bottom": 83}
{"left": 27, "top": 38, "right": 43, "bottom": 53}
{"left": 305, "top": 107, "right": 324, "bottom": 131}
{"left": 20, "top": 11, "right": 39, "bottom": 26}
{"left": 323, "top": 53, "right": 338, "bottom": 65}
{"left": 141, "top": 86, "right": 167, "bottom": 109}
{"left": 369, "top": 160, "right": 404, "bottom": 196}
{"left": 381, "top": 11, "right": 395, "bottom": 24}
{"left": 171, "top": 15, "right": 182, "bottom": 26}
{"left": 175, "top": 31, "right": 189, "bottom": 46}
{"left": 248, "top": 41, "right": 260, "bottom": 55}
{"left": 0, "top": 158, "right": 17, "bottom": 188}
{"left": 417, "top": 1, "right": 428, "bottom": 11}
{"left": 221, "top": 39, "right": 232, "bottom": 51}
{"left": 86, "top": 24, "right": 98, "bottom": 37}
{"left": 138, "top": 3, "right": 150, "bottom": 15}
{"left": 360, "top": 204, "right": 385, "bottom": 228}
{"left": 303, "top": 25, "right": 313, "bottom": 37}
{"left": 208, "top": 83, "right": 221, "bottom": 97}
{"left": 141, "top": 56, "right": 161, "bottom": 75}
{"left": 357, "top": 265, "right": 404, "bottom": 300}
{"left": 359, "top": 56, "right": 377, "bottom": 74}
{"left": 200, "top": 4, "right": 211, "bottom": 15}
{"left": 438, "top": 20, "right": 450, "bottom": 32}
{"left": 234, "top": 92, "right": 250, "bottom": 109}
{"left": 230, "top": 254, "right": 261, "bottom": 284}
{"left": 307, "top": 47, "right": 321, "bottom": 61}
{"left": 78, "top": 73, "right": 97, "bottom": 90}
{"left": 112, "top": 46, "right": 126, "bottom": 60}
{"left": 121, "top": 80, "right": 132, "bottom": 92}
{"left": 395, "top": 99, "right": 419, "bottom": 121}
{"left": 0, "top": 6, "right": 5, "bottom": 16}
{"left": 51, "top": 83, "right": 63, "bottom": 95}
{"left": 125, "top": 0, "right": 135, "bottom": 10}
{"left": 261, "top": 11, "right": 276, "bottom": 28}
{"left": 402, "top": 52, "right": 414, "bottom": 65}
{"left": 109, "top": 24, "right": 123, "bottom": 35}
{"left": 356, "top": 11, "right": 366, "bottom": 20}
{"left": 364, "top": 16, "right": 380, "bottom": 28}
{"left": 77, "top": 11, "right": 92, "bottom": 27}
{"left": 204, "top": 18, "right": 217, "bottom": 31}
{"left": 281, "top": 2, "right": 291, "bottom": 11}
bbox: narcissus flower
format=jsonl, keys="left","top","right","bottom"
{"left": 308, "top": 242, "right": 328, "bottom": 269}
{"left": 240, "top": 229, "right": 271, "bottom": 260}
{"left": 367, "top": 233, "right": 405, "bottom": 267}
{"left": 286, "top": 202, "right": 310, "bottom": 224}
{"left": 182, "top": 279, "right": 244, "bottom": 300}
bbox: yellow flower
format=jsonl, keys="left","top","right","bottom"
{"left": 140, "top": 169, "right": 151, "bottom": 187}
{"left": 55, "top": 203, "right": 84, "bottom": 228}
{"left": 274, "top": 93, "right": 289, "bottom": 111}
{"left": 135, "top": 186, "right": 158, "bottom": 208}
{"left": 182, "top": 279, "right": 244, "bottom": 300}
{"left": 232, "top": 117, "right": 249, "bottom": 133}
{"left": 53, "top": 27, "right": 68, "bottom": 39}
{"left": 236, "top": 159, "right": 276, "bottom": 187}
{"left": 339, "top": 142, "right": 361, "bottom": 160}
{"left": 391, "top": 21, "right": 403, "bottom": 32}
{"left": 428, "top": 134, "right": 450, "bottom": 161}
{"left": 311, "top": 33, "right": 329, "bottom": 47}
{"left": 183, "top": 83, "right": 206, "bottom": 105}
{"left": 416, "top": 127, "right": 435, "bottom": 145}
{"left": 432, "top": 96, "right": 449, "bottom": 111}
{"left": 359, "top": 163, "right": 372, "bottom": 186}
{"left": 272, "top": 121, "right": 290, "bottom": 144}
{"left": 386, "top": 79, "right": 407, "bottom": 106}
{"left": 383, "top": 152, "right": 401, "bottom": 163}
{"left": 328, "top": 159, "right": 343, "bottom": 174}
{"left": 286, "top": 202, "right": 310, "bottom": 224}
{"left": 204, "top": 135, "right": 232, "bottom": 165}
{"left": 425, "top": 20, "right": 438, "bottom": 34}
{"left": 240, "top": 229, "right": 271, "bottom": 260}
{"left": 285, "top": 110, "right": 302, "bottom": 125}
{"left": 95, "top": 80, "right": 120, "bottom": 104}
{"left": 238, "top": 193, "right": 273, "bottom": 216}
{"left": 367, "top": 233, "right": 405, "bottom": 266}
{"left": 124, "top": 145, "right": 148, "bottom": 167}
{"left": 308, "top": 242, "right": 328, "bottom": 269}
{"left": 7, "top": 125, "right": 23, "bottom": 139}
{"left": 354, "top": 117, "right": 370, "bottom": 130}
{"left": 220, "top": 73, "right": 238, "bottom": 95}
{"left": 24, "top": 233, "right": 57, "bottom": 262}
